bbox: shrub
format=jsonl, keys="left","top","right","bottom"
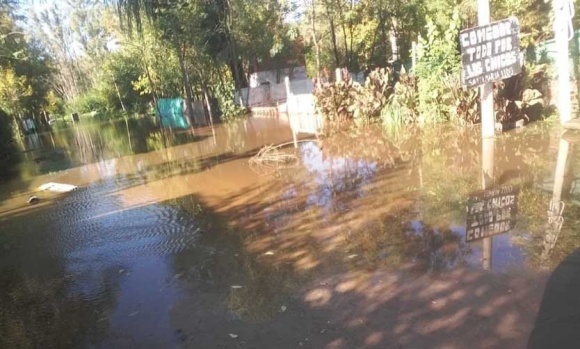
{"left": 0, "top": 108, "right": 19, "bottom": 179}
{"left": 68, "top": 92, "right": 112, "bottom": 116}
{"left": 382, "top": 73, "right": 419, "bottom": 126}
{"left": 214, "top": 80, "right": 248, "bottom": 122}
{"left": 441, "top": 73, "right": 480, "bottom": 125}
{"left": 349, "top": 68, "right": 394, "bottom": 125}
{"left": 314, "top": 68, "right": 361, "bottom": 123}
{"left": 315, "top": 68, "right": 398, "bottom": 126}
{"left": 415, "top": 9, "right": 462, "bottom": 123}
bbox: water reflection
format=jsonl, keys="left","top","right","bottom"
{"left": 16, "top": 118, "right": 202, "bottom": 179}
{"left": 4, "top": 115, "right": 580, "bottom": 347}
{"left": 541, "top": 137, "right": 571, "bottom": 265}
{"left": 299, "top": 142, "right": 377, "bottom": 210}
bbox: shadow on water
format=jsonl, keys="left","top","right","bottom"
{"left": 164, "top": 185, "right": 543, "bottom": 348}
{"left": 4, "top": 116, "right": 580, "bottom": 348}
{"left": 0, "top": 196, "right": 119, "bottom": 349}
{"left": 0, "top": 182, "right": 208, "bottom": 348}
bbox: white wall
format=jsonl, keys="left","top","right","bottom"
{"left": 235, "top": 78, "right": 313, "bottom": 107}
{"left": 234, "top": 85, "right": 271, "bottom": 107}
{"left": 234, "top": 70, "right": 362, "bottom": 110}
{"left": 249, "top": 66, "right": 308, "bottom": 88}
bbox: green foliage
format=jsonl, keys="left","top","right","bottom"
{"left": 0, "top": 67, "right": 32, "bottom": 115}
{"left": 45, "top": 90, "right": 66, "bottom": 117}
{"left": 68, "top": 92, "right": 111, "bottom": 117}
{"left": 0, "top": 108, "right": 18, "bottom": 179}
{"left": 382, "top": 73, "right": 419, "bottom": 126}
{"left": 415, "top": 9, "right": 462, "bottom": 123}
{"left": 211, "top": 71, "right": 248, "bottom": 122}
{"left": 314, "top": 69, "right": 361, "bottom": 123}
{"left": 349, "top": 68, "right": 393, "bottom": 124}
{"left": 440, "top": 73, "right": 479, "bottom": 125}
{"left": 491, "top": 0, "right": 551, "bottom": 49}
{"left": 315, "top": 67, "right": 413, "bottom": 127}
{"left": 302, "top": 0, "right": 426, "bottom": 73}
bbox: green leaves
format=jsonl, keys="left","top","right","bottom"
{"left": 415, "top": 7, "right": 462, "bottom": 123}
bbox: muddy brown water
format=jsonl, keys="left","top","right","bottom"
{"left": 0, "top": 116, "right": 578, "bottom": 348}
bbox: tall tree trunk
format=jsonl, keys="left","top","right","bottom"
{"left": 308, "top": 0, "right": 321, "bottom": 81}
{"left": 336, "top": 0, "right": 349, "bottom": 67}
{"left": 389, "top": 18, "right": 399, "bottom": 61}
{"left": 142, "top": 56, "right": 159, "bottom": 102}
{"left": 368, "top": 2, "right": 385, "bottom": 67}
{"left": 327, "top": 11, "right": 340, "bottom": 67}
{"left": 113, "top": 80, "right": 126, "bottom": 112}
{"left": 348, "top": 0, "right": 356, "bottom": 70}
{"left": 202, "top": 83, "right": 214, "bottom": 126}
{"left": 177, "top": 45, "right": 195, "bottom": 127}
{"left": 225, "top": 0, "right": 244, "bottom": 106}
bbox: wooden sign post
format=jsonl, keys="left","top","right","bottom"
{"left": 466, "top": 185, "right": 518, "bottom": 243}
{"left": 460, "top": 0, "right": 521, "bottom": 138}
{"left": 478, "top": 0, "right": 494, "bottom": 139}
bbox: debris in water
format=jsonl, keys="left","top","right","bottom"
{"left": 231, "top": 285, "right": 243, "bottom": 289}
{"left": 27, "top": 196, "right": 40, "bottom": 205}
{"left": 265, "top": 251, "right": 275, "bottom": 256}
{"left": 118, "top": 269, "right": 125, "bottom": 274}
{"left": 39, "top": 182, "right": 78, "bottom": 193}
{"left": 319, "top": 329, "right": 327, "bottom": 334}
{"left": 298, "top": 341, "right": 304, "bottom": 347}
{"left": 229, "top": 334, "right": 238, "bottom": 339}
{"left": 347, "top": 254, "right": 358, "bottom": 259}
{"left": 280, "top": 305, "right": 287, "bottom": 312}
{"left": 249, "top": 143, "right": 299, "bottom": 174}
{"left": 129, "top": 311, "right": 139, "bottom": 317}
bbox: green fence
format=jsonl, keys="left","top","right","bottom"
{"left": 157, "top": 98, "right": 189, "bottom": 129}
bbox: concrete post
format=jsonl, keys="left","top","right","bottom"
{"left": 554, "top": 0, "right": 574, "bottom": 124}
{"left": 335, "top": 68, "right": 342, "bottom": 83}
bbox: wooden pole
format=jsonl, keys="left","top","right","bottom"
{"left": 481, "top": 137, "right": 495, "bottom": 270}
{"left": 479, "top": 0, "right": 495, "bottom": 138}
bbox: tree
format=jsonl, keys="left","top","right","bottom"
{"left": 0, "top": 67, "right": 32, "bottom": 117}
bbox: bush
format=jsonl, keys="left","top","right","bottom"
{"left": 0, "top": 108, "right": 19, "bottom": 179}
{"left": 314, "top": 68, "right": 361, "bottom": 123}
{"left": 315, "top": 68, "right": 397, "bottom": 126}
{"left": 441, "top": 73, "right": 480, "bottom": 125}
{"left": 382, "top": 73, "right": 419, "bottom": 126}
{"left": 214, "top": 80, "right": 248, "bottom": 122}
{"left": 415, "top": 9, "right": 462, "bottom": 123}
{"left": 68, "top": 92, "right": 112, "bottom": 116}
{"left": 349, "top": 68, "right": 394, "bottom": 125}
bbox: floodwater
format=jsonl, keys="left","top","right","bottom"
{"left": 0, "top": 115, "right": 578, "bottom": 348}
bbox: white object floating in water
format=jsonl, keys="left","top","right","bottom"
{"left": 27, "top": 196, "right": 40, "bottom": 204}
{"left": 229, "top": 334, "right": 238, "bottom": 339}
{"left": 264, "top": 251, "right": 275, "bottom": 256}
{"left": 230, "top": 285, "right": 243, "bottom": 289}
{"left": 39, "top": 182, "right": 78, "bottom": 193}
